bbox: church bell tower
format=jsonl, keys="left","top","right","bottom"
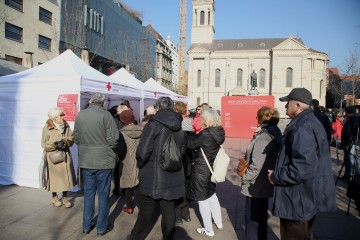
{"left": 191, "top": 0, "right": 215, "bottom": 44}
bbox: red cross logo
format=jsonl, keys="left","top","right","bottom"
{"left": 154, "top": 91, "right": 157, "bottom": 97}
{"left": 106, "top": 82, "right": 111, "bottom": 91}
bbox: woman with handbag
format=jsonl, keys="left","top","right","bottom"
{"left": 240, "top": 106, "right": 282, "bottom": 240}
{"left": 187, "top": 108, "right": 225, "bottom": 237}
{"left": 41, "top": 107, "right": 76, "bottom": 208}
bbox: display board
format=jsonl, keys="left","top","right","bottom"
{"left": 221, "top": 96, "right": 275, "bottom": 138}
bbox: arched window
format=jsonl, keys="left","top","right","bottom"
{"left": 237, "top": 68, "right": 243, "bottom": 87}
{"left": 286, "top": 67, "right": 293, "bottom": 88}
{"left": 197, "top": 69, "right": 201, "bottom": 87}
{"left": 259, "top": 69, "right": 265, "bottom": 88}
{"left": 200, "top": 11, "right": 205, "bottom": 25}
{"left": 215, "top": 69, "right": 221, "bottom": 87}
{"left": 208, "top": 11, "right": 210, "bottom": 25}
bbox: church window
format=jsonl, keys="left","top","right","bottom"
{"left": 197, "top": 70, "right": 201, "bottom": 87}
{"left": 237, "top": 69, "right": 243, "bottom": 87}
{"left": 286, "top": 67, "right": 293, "bottom": 87}
{"left": 259, "top": 69, "right": 265, "bottom": 88}
{"left": 200, "top": 11, "right": 205, "bottom": 25}
{"left": 208, "top": 11, "right": 210, "bottom": 25}
{"left": 215, "top": 69, "right": 221, "bottom": 87}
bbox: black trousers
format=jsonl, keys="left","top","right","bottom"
{"left": 280, "top": 216, "right": 315, "bottom": 240}
{"left": 245, "top": 196, "right": 268, "bottom": 240}
{"left": 130, "top": 194, "right": 175, "bottom": 240}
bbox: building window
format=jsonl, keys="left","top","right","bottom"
{"left": 259, "top": 69, "right": 265, "bottom": 88}
{"left": 200, "top": 11, "right": 205, "bottom": 25}
{"left": 286, "top": 67, "right": 293, "bottom": 88}
{"left": 5, "top": 0, "right": 23, "bottom": 11}
{"left": 237, "top": 68, "right": 243, "bottom": 87}
{"left": 215, "top": 69, "right": 221, "bottom": 87}
{"left": 5, "top": 54, "right": 22, "bottom": 65}
{"left": 5, "top": 22, "right": 22, "bottom": 42}
{"left": 39, "top": 7, "right": 52, "bottom": 25}
{"left": 38, "top": 35, "right": 51, "bottom": 50}
{"left": 208, "top": 11, "right": 210, "bottom": 25}
{"left": 197, "top": 70, "right": 201, "bottom": 87}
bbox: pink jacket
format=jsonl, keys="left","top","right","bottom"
{"left": 192, "top": 113, "right": 203, "bottom": 134}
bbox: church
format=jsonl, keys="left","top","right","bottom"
{"left": 187, "top": 0, "right": 328, "bottom": 117}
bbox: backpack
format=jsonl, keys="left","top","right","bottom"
{"left": 158, "top": 128, "right": 183, "bottom": 172}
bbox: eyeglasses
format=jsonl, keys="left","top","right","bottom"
{"left": 60, "top": 114, "right": 65, "bottom": 117}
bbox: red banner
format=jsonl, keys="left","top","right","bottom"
{"left": 221, "top": 96, "right": 275, "bottom": 138}
{"left": 57, "top": 94, "right": 78, "bottom": 122}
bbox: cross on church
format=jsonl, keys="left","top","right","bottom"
{"left": 106, "top": 82, "right": 111, "bottom": 91}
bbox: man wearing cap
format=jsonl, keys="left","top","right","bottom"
{"left": 268, "top": 88, "right": 336, "bottom": 239}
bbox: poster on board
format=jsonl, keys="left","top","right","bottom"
{"left": 221, "top": 96, "right": 275, "bottom": 138}
{"left": 57, "top": 94, "right": 78, "bottom": 122}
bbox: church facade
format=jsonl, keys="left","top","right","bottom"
{"left": 187, "top": 0, "right": 328, "bottom": 117}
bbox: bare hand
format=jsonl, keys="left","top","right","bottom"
{"left": 268, "top": 170, "right": 274, "bottom": 185}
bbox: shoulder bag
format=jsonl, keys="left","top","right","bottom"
{"left": 48, "top": 150, "right": 66, "bottom": 164}
{"left": 200, "top": 146, "right": 230, "bottom": 183}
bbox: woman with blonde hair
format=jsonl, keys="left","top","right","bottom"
{"left": 41, "top": 107, "right": 76, "bottom": 208}
{"left": 187, "top": 108, "right": 225, "bottom": 237}
{"left": 241, "top": 106, "right": 282, "bottom": 240}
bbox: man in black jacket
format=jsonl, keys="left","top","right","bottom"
{"left": 268, "top": 88, "right": 336, "bottom": 240}
{"left": 311, "top": 99, "right": 332, "bottom": 144}
{"left": 340, "top": 106, "right": 360, "bottom": 181}
{"left": 129, "top": 97, "right": 185, "bottom": 240}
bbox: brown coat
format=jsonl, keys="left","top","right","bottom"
{"left": 41, "top": 119, "right": 76, "bottom": 192}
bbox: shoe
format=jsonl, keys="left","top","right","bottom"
{"left": 123, "top": 207, "right": 133, "bottom": 214}
{"left": 63, "top": 197, "right": 72, "bottom": 208}
{"left": 97, "top": 224, "right": 114, "bottom": 236}
{"left": 83, "top": 225, "right": 94, "bottom": 234}
{"left": 52, "top": 196, "right": 62, "bottom": 207}
{"left": 215, "top": 223, "right": 223, "bottom": 230}
{"left": 176, "top": 216, "right": 183, "bottom": 225}
{"left": 197, "top": 227, "right": 214, "bottom": 237}
{"left": 182, "top": 215, "right": 191, "bottom": 222}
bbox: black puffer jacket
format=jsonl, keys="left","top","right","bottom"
{"left": 187, "top": 126, "right": 225, "bottom": 201}
{"left": 136, "top": 109, "right": 186, "bottom": 200}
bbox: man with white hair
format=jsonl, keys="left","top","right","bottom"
{"left": 74, "top": 93, "right": 120, "bottom": 236}
{"left": 268, "top": 88, "right": 336, "bottom": 239}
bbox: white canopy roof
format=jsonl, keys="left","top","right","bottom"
{"left": 0, "top": 49, "right": 142, "bottom": 188}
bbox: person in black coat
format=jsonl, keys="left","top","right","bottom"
{"left": 311, "top": 99, "right": 332, "bottom": 144}
{"left": 128, "top": 97, "right": 185, "bottom": 240}
{"left": 187, "top": 108, "right": 225, "bottom": 238}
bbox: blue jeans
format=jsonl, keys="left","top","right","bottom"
{"left": 344, "top": 145, "right": 360, "bottom": 178}
{"left": 81, "top": 168, "right": 112, "bottom": 233}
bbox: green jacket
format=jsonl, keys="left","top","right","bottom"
{"left": 74, "top": 103, "right": 119, "bottom": 169}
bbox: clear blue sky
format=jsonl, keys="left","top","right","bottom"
{"left": 121, "top": 0, "right": 360, "bottom": 73}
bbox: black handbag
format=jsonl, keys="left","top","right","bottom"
{"left": 47, "top": 150, "right": 66, "bottom": 164}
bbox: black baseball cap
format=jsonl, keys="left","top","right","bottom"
{"left": 279, "top": 88, "right": 312, "bottom": 105}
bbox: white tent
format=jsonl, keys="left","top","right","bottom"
{"left": 144, "top": 78, "right": 188, "bottom": 103}
{"left": 0, "top": 49, "right": 142, "bottom": 188}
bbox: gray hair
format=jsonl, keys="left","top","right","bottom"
{"left": 48, "top": 107, "right": 64, "bottom": 120}
{"left": 201, "top": 108, "right": 221, "bottom": 128}
{"left": 155, "top": 97, "right": 174, "bottom": 111}
{"left": 89, "top": 93, "right": 105, "bottom": 104}
{"left": 117, "top": 105, "right": 129, "bottom": 112}
{"left": 296, "top": 101, "right": 310, "bottom": 111}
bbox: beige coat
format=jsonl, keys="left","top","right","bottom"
{"left": 41, "top": 120, "right": 76, "bottom": 192}
{"left": 120, "top": 124, "right": 142, "bottom": 189}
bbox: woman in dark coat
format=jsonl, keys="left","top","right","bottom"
{"left": 187, "top": 108, "right": 225, "bottom": 238}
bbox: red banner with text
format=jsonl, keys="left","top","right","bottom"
{"left": 221, "top": 96, "right": 275, "bottom": 138}
{"left": 57, "top": 94, "right": 78, "bottom": 122}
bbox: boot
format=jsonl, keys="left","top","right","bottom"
{"left": 52, "top": 196, "right": 62, "bottom": 207}
{"left": 63, "top": 197, "right": 72, "bottom": 208}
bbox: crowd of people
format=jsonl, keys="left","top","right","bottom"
{"left": 40, "top": 87, "right": 356, "bottom": 239}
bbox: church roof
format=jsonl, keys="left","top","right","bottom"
{"left": 189, "top": 37, "right": 306, "bottom": 51}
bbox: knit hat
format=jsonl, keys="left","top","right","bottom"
{"left": 120, "top": 110, "right": 135, "bottom": 124}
